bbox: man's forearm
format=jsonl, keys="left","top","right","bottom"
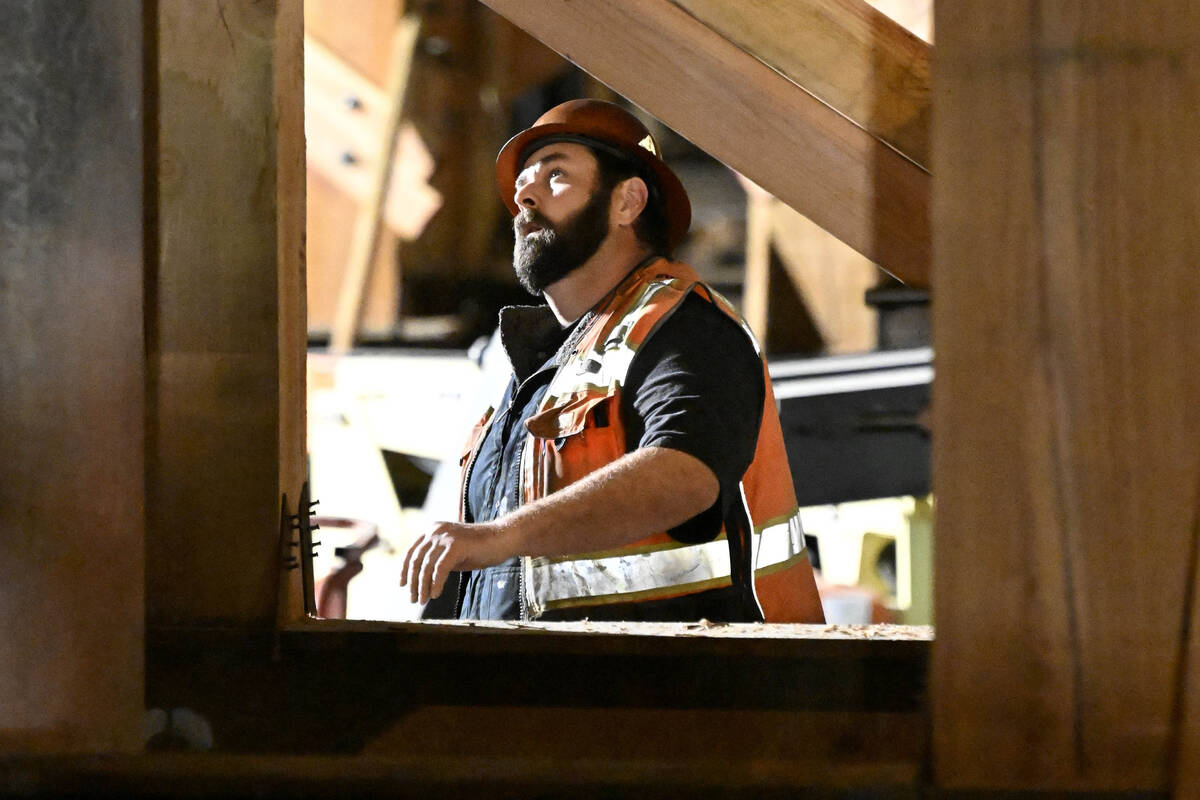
{"left": 489, "top": 445, "right": 719, "bottom": 560}
{"left": 401, "top": 445, "right": 719, "bottom": 604}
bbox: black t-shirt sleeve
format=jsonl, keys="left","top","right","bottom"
{"left": 622, "top": 292, "right": 766, "bottom": 544}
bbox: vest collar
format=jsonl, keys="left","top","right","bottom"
{"left": 497, "top": 305, "right": 565, "bottom": 384}
{"left": 497, "top": 255, "right": 665, "bottom": 383}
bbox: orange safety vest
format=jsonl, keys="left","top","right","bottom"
{"left": 461, "top": 259, "right": 824, "bottom": 623}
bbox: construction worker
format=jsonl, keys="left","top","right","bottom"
{"left": 401, "top": 99, "right": 824, "bottom": 623}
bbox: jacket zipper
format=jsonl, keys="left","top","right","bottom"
{"left": 514, "top": 442, "right": 527, "bottom": 621}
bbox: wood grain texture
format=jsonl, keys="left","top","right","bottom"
{"left": 769, "top": 203, "right": 879, "bottom": 355}
{"left": 932, "top": 1, "right": 1200, "bottom": 791}
{"left": 741, "top": 187, "right": 773, "bottom": 341}
{"left": 1175, "top": 489, "right": 1200, "bottom": 793}
{"left": 139, "top": 623, "right": 929, "bottom": 787}
{"left": 329, "top": 17, "right": 419, "bottom": 354}
{"left": 304, "top": 0, "right": 402, "bottom": 87}
{"left": 480, "top": 0, "right": 931, "bottom": 287}
{"left": 147, "top": 0, "right": 293, "bottom": 625}
{"left": 672, "top": 0, "right": 931, "bottom": 169}
{"left": 0, "top": 749, "right": 920, "bottom": 797}
{"left": 304, "top": 1, "right": 402, "bottom": 335}
{"left": 0, "top": 0, "right": 145, "bottom": 751}
{"left": 276, "top": 0, "right": 308, "bottom": 624}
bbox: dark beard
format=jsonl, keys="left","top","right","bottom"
{"left": 512, "top": 185, "right": 611, "bottom": 295}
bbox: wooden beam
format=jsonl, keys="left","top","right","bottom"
{"left": 932, "top": 1, "right": 1200, "bottom": 791}
{"left": 672, "top": 0, "right": 931, "bottom": 169}
{"left": 147, "top": 0, "right": 306, "bottom": 625}
{"left": 276, "top": 0, "right": 308, "bottom": 625}
{"left": 769, "top": 202, "right": 879, "bottom": 355}
{"left": 479, "top": 0, "right": 931, "bottom": 287}
{"left": 0, "top": 0, "right": 145, "bottom": 751}
{"left": 741, "top": 185, "right": 773, "bottom": 341}
{"left": 304, "top": 3, "right": 405, "bottom": 336}
{"left": 329, "top": 16, "right": 421, "bottom": 354}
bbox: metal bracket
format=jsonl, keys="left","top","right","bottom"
{"left": 280, "top": 482, "right": 321, "bottom": 617}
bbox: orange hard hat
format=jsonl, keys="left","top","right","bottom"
{"left": 495, "top": 99, "right": 691, "bottom": 250}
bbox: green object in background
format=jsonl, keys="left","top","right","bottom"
{"left": 898, "top": 496, "right": 934, "bottom": 626}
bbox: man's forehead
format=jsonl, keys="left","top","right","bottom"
{"left": 520, "top": 141, "right": 597, "bottom": 172}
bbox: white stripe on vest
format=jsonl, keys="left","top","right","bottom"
{"left": 523, "top": 509, "right": 807, "bottom": 615}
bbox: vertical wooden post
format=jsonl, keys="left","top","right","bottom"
{"left": 741, "top": 185, "right": 773, "bottom": 342}
{"left": 0, "top": 1, "right": 145, "bottom": 751}
{"left": 769, "top": 204, "right": 879, "bottom": 355}
{"left": 933, "top": 2, "right": 1200, "bottom": 791}
{"left": 276, "top": 0, "right": 308, "bottom": 623}
{"left": 147, "top": 0, "right": 306, "bottom": 626}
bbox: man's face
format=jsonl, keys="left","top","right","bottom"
{"left": 512, "top": 142, "right": 613, "bottom": 295}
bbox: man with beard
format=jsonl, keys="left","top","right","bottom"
{"left": 402, "top": 100, "right": 823, "bottom": 623}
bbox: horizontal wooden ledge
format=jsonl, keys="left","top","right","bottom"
{"left": 0, "top": 752, "right": 923, "bottom": 797}
{"left": 273, "top": 618, "right": 933, "bottom": 656}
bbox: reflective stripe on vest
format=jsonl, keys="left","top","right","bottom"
{"left": 523, "top": 508, "right": 807, "bottom": 614}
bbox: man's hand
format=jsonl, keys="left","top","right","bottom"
{"left": 401, "top": 447, "right": 718, "bottom": 608}
{"left": 400, "top": 521, "right": 511, "bottom": 604}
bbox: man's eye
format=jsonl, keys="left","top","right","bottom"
{"left": 549, "top": 168, "right": 564, "bottom": 179}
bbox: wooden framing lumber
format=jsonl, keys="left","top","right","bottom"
{"left": 741, "top": 184, "right": 773, "bottom": 341}
{"left": 479, "top": 0, "right": 931, "bottom": 287}
{"left": 932, "top": 1, "right": 1200, "bottom": 791}
{"left": 147, "top": 0, "right": 306, "bottom": 625}
{"left": 276, "top": 0, "right": 308, "bottom": 625}
{"left": 673, "top": 0, "right": 931, "bottom": 169}
{"left": 0, "top": 0, "right": 146, "bottom": 751}
{"left": 769, "top": 202, "right": 879, "bottom": 355}
{"left": 329, "top": 16, "right": 421, "bottom": 354}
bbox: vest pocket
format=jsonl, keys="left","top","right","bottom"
{"left": 523, "top": 390, "right": 613, "bottom": 439}
{"left": 523, "top": 390, "right": 623, "bottom": 496}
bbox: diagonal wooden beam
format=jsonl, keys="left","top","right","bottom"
{"left": 674, "top": 0, "right": 931, "bottom": 169}
{"left": 479, "top": 0, "right": 931, "bottom": 287}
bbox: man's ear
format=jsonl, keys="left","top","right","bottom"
{"left": 610, "top": 176, "right": 649, "bottom": 227}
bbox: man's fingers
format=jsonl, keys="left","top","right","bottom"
{"left": 400, "top": 521, "right": 488, "bottom": 604}
{"left": 417, "top": 537, "right": 445, "bottom": 605}
{"left": 400, "top": 533, "right": 427, "bottom": 587}
{"left": 406, "top": 536, "right": 437, "bottom": 604}
{"left": 430, "top": 547, "right": 454, "bottom": 601}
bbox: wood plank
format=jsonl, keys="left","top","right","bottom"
{"left": 329, "top": 16, "right": 420, "bottom": 354}
{"left": 305, "top": 0, "right": 404, "bottom": 335}
{"left": 276, "top": 0, "right": 308, "bottom": 625}
{"left": 0, "top": 0, "right": 145, "bottom": 751}
{"left": 147, "top": 0, "right": 301, "bottom": 625}
{"left": 0, "top": 750, "right": 921, "bottom": 797}
{"left": 1174, "top": 490, "right": 1200, "bottom": 792}
{"left": 305, "top": 171, "right": 400, "bottom": 335}
{"left": 143, "top": 623, "right": 930, "bottom": 758}
{"left": 672, "top": 0, "right": 931, "bottom": 169}
{"left": 932, "top": 1, "right": 1200, "bottom": 791}
{"left": 741, "top": 184, "right": 773, "bottom": 341}
{"left": 305, "top": 0, "right": 403, "bottom": 87}
{"left": 479, "top": 0, "right": 931, "bottom": 287}
{"left": 769, "top": 202, "right": 879, "bottom": 355}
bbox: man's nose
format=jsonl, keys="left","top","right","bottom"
{"left": 514, "top": 178, "right": 538, "bottom": 210}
